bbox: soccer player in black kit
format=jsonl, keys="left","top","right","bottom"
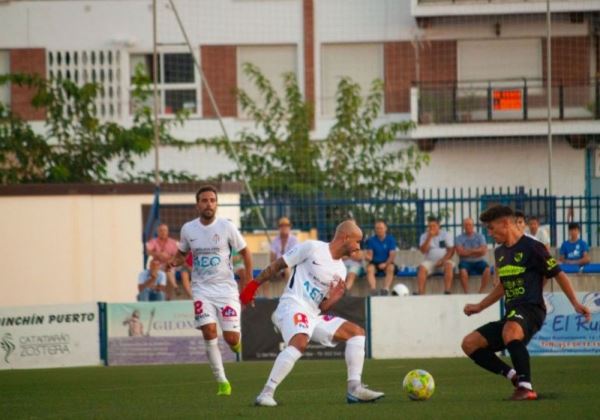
{"left": 462, "top": 205, "right": 591, "bottom": 400}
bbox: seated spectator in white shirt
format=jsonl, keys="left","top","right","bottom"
{"left": 417, "top": 217, "right": 455, "bottom": 295}
{"left": 526, "top": 216, "right": 551, "bottom": 251}
{"left": 137, "top": 258, "right": 167, "bottom": 301}
{"left": 559, "top": 222, "right": 591, "bottom": 267}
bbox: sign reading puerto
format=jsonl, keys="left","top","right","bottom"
{"left": 493, "top": 89, "right": 522, "bottom": 111}
{"left": 0, "top": 303, "right": 100, "bottom": 369}
{"left": 529, "top": 292, "right": 600, "bottom": 355}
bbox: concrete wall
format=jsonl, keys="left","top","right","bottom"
{"left": 370, "top": 295, "right": 501, "bottom": 358}
{"left": 0, "top": 191, "right": 240, "bottom": 307}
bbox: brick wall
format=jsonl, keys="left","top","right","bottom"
{"left": 384, "top": 42, "right": 415, "bottom": 113}
{"left": 303, "top": 0, "right": 315, "bottom": 126}
{"left": 200, "top": 45, "right": 237, "bottom": 118}
{"left": 10, "top": 48, "right": 46, "bottom": 121}
{"left": 542, "top": 36, "right": 590, "bottom": 85}
{"left": 419, "top": 40, "right": 457, "bottom": 84}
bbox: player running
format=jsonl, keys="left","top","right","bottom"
{"left": 168, "top": 185, "right": 253, "bottom": 396}
{"left": 240, "top": 220, "right": 384, "bottom": 406}
{"left": 462, "top": 205, "right": 590, "bottom": 400}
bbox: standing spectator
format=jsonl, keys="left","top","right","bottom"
{"left": 343, "top": 249, "right": 365, "bottom": 291}
{"left": 455, "top": 218, "right": 491, "bottom": 293}
{"left": 137, "top": 258, "right": 167, "bottom": 301}
{"left": 364, "top": 220, "right": 397, "bottom": 296}
{"left": 526, "top": 216, "right": 550, "bottom": 250}
{"left": 417, "top": 217, "right": 455, "bottom": 295}
{"left": 146, "top": 223, "right": 180, "bottom": 299}
{"left": 270, "top": 217, "right": 299, "bottom": 281}
{"left": 559, "top": 223, "right": 591, "bottom": 266}
{"left": 231, "top": 248, "right": 247, "bottom": 291}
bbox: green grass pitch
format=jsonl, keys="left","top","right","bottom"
{"left": 2, "top": 357, "right": 599, "bottom": 419}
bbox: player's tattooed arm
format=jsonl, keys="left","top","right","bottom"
{"left": 255, "top": 257, "right": 288, "bottom": 285}
{"left": 319, "top": 280, "right": 346, "bottom": 312}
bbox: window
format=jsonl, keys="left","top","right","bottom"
{"left": 321, "top": 43, "right": 384, "bottom": 116}
{"left": 0, "top": 51, "right": 10, "bottom": 107}
{"left": 130, "top": 52, "right": 197, "bottom": 115}
{"left": 236, "top": 45, "right": 297, "bottom": 119}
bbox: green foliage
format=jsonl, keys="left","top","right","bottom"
{"left": 198, "top": 63, "right": 429, "bottom": 232}
{"left": 0, "top": 67, "right": 195, "bottom": 184}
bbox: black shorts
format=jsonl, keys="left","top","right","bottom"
{"left": 368, "top": 262, "right": 397, "bottom": 276}
{"left": 476, "top": 304, "right": 546, "bottom": 352}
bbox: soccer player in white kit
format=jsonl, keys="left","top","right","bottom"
{"left": 168, "top": 185, "right": 253, "bottom": 396}
{"left": 240, "top": 220, "right": 384, "bottom": 406}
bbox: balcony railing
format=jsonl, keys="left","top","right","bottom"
{"left": 416, "top": 78, "right": 599, "bottom": 125}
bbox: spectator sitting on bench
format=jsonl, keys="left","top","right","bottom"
{"left": 455, "top": 217, "right": 491, "bottom": 294}
{"left": 417, "top": 216, "right": 455, "bottom": 295}
{"left": 559, "top": 222, "right": 590, "bottom": 267}
{"left": 365, "top": 220, "right": 397, "bottom": 296}
{"left": 526, "top": 216, "right": 551, "bottom": 251}
{"left": 137, "top": 258, "right": 167, "bottom": 301}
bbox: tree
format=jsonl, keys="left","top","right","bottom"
{"left": 198, "top": 63, "right": 429, "bottom": 237}
{"left": 0, "top": 69, "right": 194, "bottom": 184}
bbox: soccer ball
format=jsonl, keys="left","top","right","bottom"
{"left": 392, "top": 283, "right": 410, "bottom": 296}
{"left": 402, "top": 369, "right": 435, "bottom": 401}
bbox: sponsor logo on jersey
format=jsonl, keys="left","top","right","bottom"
{"left": 221, "top": 306, "right": 238, "bottom": 318}
{"left": 293, "top": 312, "right": 309, "bottom": 328}
{"left": 312, "top": 260, "right": 321, "bottom": 265}
{"left": 546, "top": 257, "right": 558, "bottom": 270}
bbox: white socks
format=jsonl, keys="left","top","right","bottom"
{"left": 263, "top": 345, "right": 303, "bottom": 394}
{"left": 345, "top": 335, "right": 365, "bottom": 390}
{"left": 205, "top": 338, "right": 227, "bottom": 382}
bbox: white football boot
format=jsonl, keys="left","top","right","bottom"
{"left": 346, "top": 384, "right": 385, "bottom": 404}
{"left": 255, "top": 392, "right": 278, "bottom": 407}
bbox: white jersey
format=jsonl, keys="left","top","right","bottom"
{"left": 178, "top": 217, "right": 247, "bottom": 299}
{"left": 280, "top": 240, "right": 346, "bottom": 317}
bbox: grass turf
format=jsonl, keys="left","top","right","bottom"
{"left": 1, "top": 356, "right": 599, "bottom": 419}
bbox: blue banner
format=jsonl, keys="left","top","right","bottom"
{"left": 529, "top": 292, "right": 600, "bottom": 355}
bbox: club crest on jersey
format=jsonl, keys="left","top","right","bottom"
{"left": 221, "top": 305, "right": 237, "bottom": 318}
{"left": 293, "top": 312, "right": 309, "bottom": 328}
{"left": 211, "top": 234, "right": 221, "bottom": 244}
{"left": 514, "top": 252, "right": 523, "bottom": 263}
{"left": 323, "top": 314, "right": 336, "bottom": 322}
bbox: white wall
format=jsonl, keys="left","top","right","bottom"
{"left": 415, "top": 137, "right": 586, "bottom": 196}
{"left": 0, "top": 191, "right": 240, "bottom": 307}
{"left": 370, "top": 295, "right": 501, "bottom": 358}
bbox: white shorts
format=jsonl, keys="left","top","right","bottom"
{"left": 272, "top": 302, "right": 346, "bottom": 348}
{"left": 192, "top": 293, "right": 241, "bottom": 333}
{"left": 420, "top": 259, "right": 455, "bottom": 275}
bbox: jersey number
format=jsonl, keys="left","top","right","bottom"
{"left": 194, "top": 301, "right": 203, "bottom": 315}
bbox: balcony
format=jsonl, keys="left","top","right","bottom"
{"left": 412, "top": 0, "right": 600, "bottom": 18}
{"left": 410, "top": 78, "right": 600, "bottom": 139}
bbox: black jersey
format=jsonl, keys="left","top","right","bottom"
{"left": 495, "top": 234, "right": 562, "bottom": 311}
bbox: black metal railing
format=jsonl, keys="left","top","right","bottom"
{"left": 417, "top": 78, "right": 599, "bottom": 124}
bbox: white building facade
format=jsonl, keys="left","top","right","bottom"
{"left": 0, "top": 0, "right": 599, "bottom": 196}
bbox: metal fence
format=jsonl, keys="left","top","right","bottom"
{"left": 239, "top": 187, "right": 600, "bottom": 248}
